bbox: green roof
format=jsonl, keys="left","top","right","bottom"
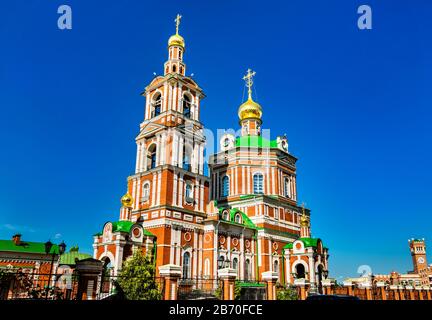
{"left": 97, "top": 221, "right": 155, "bottom": 237}
{"left": 0, "top": 240, "right": 60, "bottom": 255}
{"left": 111, "top": 221, "right": 134, "bottom": 233}
{"left": 217, "top": 206, "right": 257, "bottom": 229}
{"left": 283, "top": 237, "right": 321, "bottom": 249}
{"left": 236, "top": 136, "right": 278, "bottom": 148}
{"left": 59, "top": 249, "right": 92, "bottom": 265}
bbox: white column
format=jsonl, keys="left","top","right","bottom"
{"left": 131, "top": 178, "right": 137, "bottom": 208}
{"left": 266, "top": 167, "right": 270, "bottom": 195}
{"left": 157, "top": 172, "right": 162, "bottom": 205}
{"left": 173, "top": 83, "right": 178, "bottom": 111}
{"left": 135, "top": 143, "right": 141, "bottom": 173}
{"left": 247, "top": 167, "right": 251, "bottom": 194}
{"left": 194, "top": 179, "right": 199, "bottom": 211}
{"left": 173, "top": 173, "right": 178, "bottom": 206}
{"left": 135, "top": 178, "right": 141, "bottom": 209}
{"left": 168, "top": 84, "right": 173, "bottom": 112}
{"left": 242, "top": 166, "right": 245, "bottom": 195}
{"left": 178, "top": 174, "right": 184, "bottom": 206}
{"left": 145, "top": 92, "right": 150, "bottom": 120}
{"left": 140, "top": 142, "right": 146, "bottom": 172}
{"left": 178, "top": 136, "right": 184, "bottom": 168}
{"left": 271, "top": 168, "right": 276, "bottom": 195}
{"left": 172, "top": 133, "right": 178, "bottom": 166}
{"left": 199, "top": 144, "right": 204, "bottom": 175}
{"left": 160, "top": 133, "right": 166, "bottom": 165}
{"left": 163, "top": 82, "right": 168, "bottom": 112}
{"left": 156, "top": 135, "right": 161, "bottom": 166}
{"left": 200, "top": 182, "right": 204, "bottom": 212}
{"left": 151, "top": 173, "right": 157, "bottom": 206}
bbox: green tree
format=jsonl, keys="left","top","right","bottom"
{"left": 117, "top": 251, "right": 162, "bottom": 300}
{"left": 276, "top": 285, "right": 299, "bottom": 300}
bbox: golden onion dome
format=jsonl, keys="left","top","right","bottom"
{"left": 238, "top": 97, "right": 262, "bottom": 122}
{"left": 168, "top": 34, "right": 185, "bottom": 49}
{"left": 121, "top": 192, "right": 133, "bottom": 208}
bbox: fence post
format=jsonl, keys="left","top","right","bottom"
{"left": 343, "top": 281, "right": 353, "bottom": 296}
{"left": 389, "top": 285, "right": 399, "bottom": 300}
{"left": 262, "top": 271, "right": 278, "bottom": 300}
{"left": 321, "top": 279, "right": 334, "bottom": 295}
{"left": 158, "top": 264, "right": 182, "bottom": 300}
{"left": 294, "top": 278, "right": 308, "bottom": 300}
{"left": 218, "top": 268, "right": 237, "bottom": 300}
{"left": 376, "top": 282, "right": 386, "bottom": 300}
{"left": 416, "top": 286, "right": 423, "bottom": 300}
{"left": 425, "top": 287, "right": 431, "bottom": 300}
{"left": 364, "top": 284, "right": 373, "bottom": 300}
{"left": 405, "top": 285, "right": 414, "bottom": 300}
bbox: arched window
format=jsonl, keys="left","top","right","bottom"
{"left": 182, "top": 144, "right": 192, "bottom": 171}
{"left": 185, "top": 183, "right": 193, "bottom": 202}
{"left": 222, "top": 210, "right": 229, "bottom": 221}
{"left": 284, "top": 177, "right": 291, "bottom": 198}
{"left": 182, "top": 252, "right": 191, "bottom": 279}
{"left": 295, "top": 264, "right": 306, "bottom": 279}
{"left": 221, "top": 176, "right": 229, "bottom": 197}
{"left": 173, "top": 65, "right": 177, "bottom": 73}
{"left": 232, "top": 258, "right": 238, "bottom": 270}
{"left": 244, "top": 259, "right": 251, "bottom": 280}
{"left": 218, "top": 256, "right": 225, "bottom": 269}
{"left": 234, "top": 214, "right": 241, "bottom": 223}
{"left": 142, "top": 182, "right": 150, "bottom": 201}
{"left": 152, "top": 93, "right": 161, "bottom": 117}
{"left": 253, "top": 173, "right": 264, "bottom": 194}
{"left": 147, "top": 144, "right": 157, "bottom": 170}
{"left": 273, "top": 260, "right": 279, "bottom": 273}
{"left": 183, "top": 95, "right": 191, "bottom": 119}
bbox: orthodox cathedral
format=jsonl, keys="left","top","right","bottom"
{"left": 92, "top": 15, "right": 329, "bottom": 289}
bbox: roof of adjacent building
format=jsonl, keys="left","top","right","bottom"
{"left": 236, "top": 136, "right": 278, "bottom": 148}
{"left": 0, "top": 240, "right": 60, "bottom": 255}
{"left": 59, "top": 246, "right": 92, "bottom": 265}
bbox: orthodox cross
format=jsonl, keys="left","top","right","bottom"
{"left": 175, "top": 14, "right": 182, "bottom": 34}
{"left": 243, "top": 68, "right": 256, "bottom": 99}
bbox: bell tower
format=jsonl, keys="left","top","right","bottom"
{"left": 409, "top": 239, "right": 428, "bottom": 274}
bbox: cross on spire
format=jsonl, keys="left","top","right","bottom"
{"left": 175, "top": 14, "right": 182, "bottom": 35}
{"left": 243, "top": 68, "right": 256, "bottom": 100}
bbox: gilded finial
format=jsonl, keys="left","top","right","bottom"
{"left": 243, "top": 68, "right": 256, "bottom": 100}
{"left": 175, "top": 14, "right": 182, "bottom": 35}
{"left": 121, "top": 192, "right": 134, "bottom": 208}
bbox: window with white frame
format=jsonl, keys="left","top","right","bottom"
{"left": 284, "top": 176, "right": 291, "bottom": 198}
{"left": 221, "top": 175, "right": 229, "bottom": 197}
{"left": 142, "top": 182, "right": 150, "bottom": 201}
{"left": 253, "top": 173, "right": 264, "bottom": 194}
{"left": 185, "top": 183, "right": 194, "bottom": 203}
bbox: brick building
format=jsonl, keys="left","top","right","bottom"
{"left": 92, "top": 15, "right": 329, "bottom": 290}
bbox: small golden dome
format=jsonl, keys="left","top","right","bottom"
{"left": 121, "top": 192, "right": 133, "bottom": 208}
{"left": 168, "top": 34, "right": 185, "bottom": 49}
{"left": 300, "top": 214, "right": 309, "bottom": 227}
{"left": 238, "top": 97, "right": 262, "bottom": 122}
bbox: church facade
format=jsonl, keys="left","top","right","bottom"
{"left": 92, "top": 15, "right": 329, "bottom": 289}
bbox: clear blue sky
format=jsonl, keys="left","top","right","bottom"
{"left": 0, "top": 1, "right": 431, "bottom": 280}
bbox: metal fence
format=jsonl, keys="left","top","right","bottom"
{"left": 0, "top": 271, "right": 80, "bottom": 300}
{"left": 177, "top": 278, "right": 221, "bottom": 300}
